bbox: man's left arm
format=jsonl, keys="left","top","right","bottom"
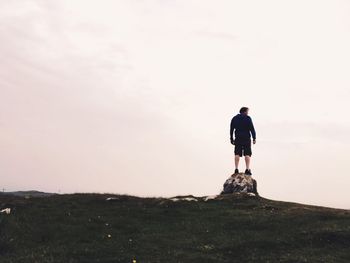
{"left": 230, "top": 118, "right": 235, "bottom": 145}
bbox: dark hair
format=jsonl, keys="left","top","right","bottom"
{"left": 239, "top": 107, "right": 249, "bottom": 114}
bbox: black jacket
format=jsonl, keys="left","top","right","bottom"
{"left": 230, "top": 113, "right": 256, "bottom": 143}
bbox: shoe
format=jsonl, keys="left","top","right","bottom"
{"left": 245, "top": 169, "right": 252, "bottom": 176}
{"left": 234, "top": 169, "right": 239, "bottom": 175}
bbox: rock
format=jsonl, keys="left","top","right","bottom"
{"left": 203, "top": 195, "right": 218, "bottom": 201}
{"left": 169, "top": 196, "right": 198, "bottom": 202}
{"left": 106, "top": 197, "right": 119, "bottom": 201}
{"left": 0, "top": 208, "right": 11, "bottom": 214}
{"left": 220, "top": 173, "right": 258, "bottom": 196}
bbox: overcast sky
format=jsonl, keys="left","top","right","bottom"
{"left": 1, "top": 0, "right": 350, "bottom": 209}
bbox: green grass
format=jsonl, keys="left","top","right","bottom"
{"left": 0, "top": 193, "right": 349, "bottom": 262}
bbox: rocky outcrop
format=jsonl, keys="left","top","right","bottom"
{"left": 220, "top": 173, "right": 258, "bottom": 196}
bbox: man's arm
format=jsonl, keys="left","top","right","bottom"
{"left": 249, "top": 117, "right": 256, "bottom": 141}
{"left": 230, "top": 117, "right": 235, "bottom": 144}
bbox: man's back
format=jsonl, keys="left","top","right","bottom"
{"left": 230, "top": 113, "right": 256, "bottom": 143}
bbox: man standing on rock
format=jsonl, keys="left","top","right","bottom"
{"left": 230, "top": 107, "right": 256, "bottom": 175}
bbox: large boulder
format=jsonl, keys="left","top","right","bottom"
{"left": 220, "top": 173, "right": 258, "bottom": 196}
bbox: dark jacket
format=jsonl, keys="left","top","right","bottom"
{"left": 230, "top": 113, "right": 256, "bottom": 143}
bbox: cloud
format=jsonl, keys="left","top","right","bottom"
{"left": 257, "top": 121, "right": 350, "bottom": 144}
{"left": 194, "top": 30, "right": 237, "bottom": 41}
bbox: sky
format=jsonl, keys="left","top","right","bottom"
{"left": 1, "top": 0, "right": 350, "bottom": 209}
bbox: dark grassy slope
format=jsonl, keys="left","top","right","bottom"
{"left": 0, "top": 194, "right": 349, "bottom": 263}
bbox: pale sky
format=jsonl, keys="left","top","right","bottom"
{"left": 1, "top": 0, "right": 350, "bottom": 209}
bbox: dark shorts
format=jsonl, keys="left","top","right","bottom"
{"left": 234, "top": 140, "right": 252, "bottom": 157}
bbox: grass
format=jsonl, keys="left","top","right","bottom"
{"left": 0, "top": 193, "right": 349, "bottom": 263}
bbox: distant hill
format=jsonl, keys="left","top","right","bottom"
{"left": 0, "top": 190, "right": 56, "bottom": 198}
{"left": 0, "top": 193, "right": 349, "bottom": 262}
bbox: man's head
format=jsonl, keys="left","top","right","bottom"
{"left": 239, "top": 107, "right": 249, "bottom": 115}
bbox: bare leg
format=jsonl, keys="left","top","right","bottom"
{"left": 234, "top": 155, "right": 240, "bottom": 169}
{"left": 244, "top": 155, "right": 251, "bottom": 170}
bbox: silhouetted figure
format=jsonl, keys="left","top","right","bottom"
{"left": 230, "top": 107, "right": 256, "bottom": 175}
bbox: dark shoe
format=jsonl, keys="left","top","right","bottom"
{"left": 234, "top": 169, "right": 239, "bottom": 175}
{"left": 245, "top": 169, "right": 252, "bottom": 176}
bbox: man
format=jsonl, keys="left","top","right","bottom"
{"left": 230, "top": 107, "right": 256, "bottom": 175}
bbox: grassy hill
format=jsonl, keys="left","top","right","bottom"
{"left": 0, "top": 193, "right": 349, "bottom": 263}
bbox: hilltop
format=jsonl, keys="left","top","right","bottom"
{"left": 0, "top": 190, "right": 55, "bottom": 198}
{"left": 0, "top": 193, "right": 349, "bottom": 262}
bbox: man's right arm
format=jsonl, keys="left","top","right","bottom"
{"left": 248, "top": 117, "right": 256, "bottom": 143}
